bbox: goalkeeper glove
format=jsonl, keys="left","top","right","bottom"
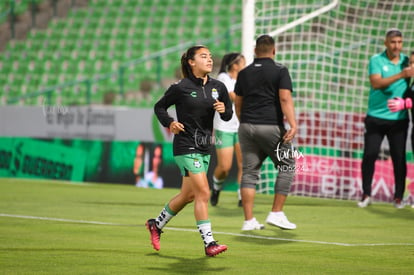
{"left": 387, "top": 97, "right": 412, "bottom": 112}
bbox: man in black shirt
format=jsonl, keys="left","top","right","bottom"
{"left": 235, "top": 35, "right": 298, "bottom": 230}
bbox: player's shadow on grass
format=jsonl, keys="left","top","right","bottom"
{"left": 366, "top": 205, "right": 412, "bottom": 220}
{"left": 210, "top": 206, "right": 265, "bottom": 218}
{"left": 233, "top": 229, "right": 297, "bottom": 246}
{"left": 145, "top": 253, "right": 229, "bottom": 274}
{"left": 80, "top": 201, "right": 162, "bottom": 207}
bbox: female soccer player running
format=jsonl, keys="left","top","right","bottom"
{"left": 146, "top": 45, "right": 233, "bottom": 256}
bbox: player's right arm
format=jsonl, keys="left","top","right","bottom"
{"left": 154, "top": 85, "right": 177, "bottom": 128}
{"left": 279, "top": 89, "right": 297, "bottom": 143}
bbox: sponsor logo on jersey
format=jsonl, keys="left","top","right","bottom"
{"left": 211, "top": 88, "right": 218, "bottom": 100}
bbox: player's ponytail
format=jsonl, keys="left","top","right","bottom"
{"left": 219, "top": 52, "right": 243, "bottom": 74}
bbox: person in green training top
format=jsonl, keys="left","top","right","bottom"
{"left": 358, "top": 28, "right": 414, "bottom": 209}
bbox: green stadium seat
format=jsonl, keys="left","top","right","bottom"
{"left": 2, "top": 0, "right": 245, "bottom": 106}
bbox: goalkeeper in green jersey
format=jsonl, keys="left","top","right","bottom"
{"left": 359, "top": 29, "right": 414, "bottom": 209}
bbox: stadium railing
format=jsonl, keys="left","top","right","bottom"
{"left": 5, "top": 25, "right": 240, "bottom": 106}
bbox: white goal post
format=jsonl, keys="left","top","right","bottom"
{"left": 242, "top": 0, "right": 339, "bottom": 64}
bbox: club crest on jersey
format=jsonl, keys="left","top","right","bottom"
{"left": 190, "top": 91, "right": 197, "bottom": 97}
{"left": 193, "top": 158, "right": 202, "bottom": 168}
{"left": 211, "top": 88, "right": 219, "bottom": 100}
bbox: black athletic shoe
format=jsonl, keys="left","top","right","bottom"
{"left": 210, "top": 189, "right": 220, "bottom": 206}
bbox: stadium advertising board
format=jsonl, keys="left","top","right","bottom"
{"left": 297, "top": 111, "right": 364, "bottom": 151}
{"left": 0, "top": 137, "right": 184, "bottom": 188}
{"left": 296, "top": 111, "right": 412, "bottom": 152}
{"left": 293, "top": 155, "right": 414, "bottom": 203}
{"left": 0, "top": 105, "right": 169, "bottom": 141}
{"left": 1, "top": 106, "right": 413, "bottom": 202}
{"left": 0, "top": 138, "right": 85, "bottom": 181}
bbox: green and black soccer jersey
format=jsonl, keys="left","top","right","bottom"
{"left": 154, "top": 74, "right": 233, "bottom": 156}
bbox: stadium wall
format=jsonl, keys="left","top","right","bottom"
{"left": 0, "top": 105, "right": 229, "bottom": 190}
{"left": 1, "top": 105, "right": 413, "bottom": 203}
{"left": 0, "top": 105, "right": 166, "bottom": 141}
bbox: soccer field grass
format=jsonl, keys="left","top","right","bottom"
{"left": 1, "top": 178, "right": 413, "bottom": 274}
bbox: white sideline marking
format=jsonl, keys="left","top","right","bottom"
{"left": 166, "top": 227, "right": 414, "bottom": 247}
{"left": 1, "top": 213, "right": 414, "bottom": 247}
{"left": 0, "top": 213, "right": 123, "bottom": 226}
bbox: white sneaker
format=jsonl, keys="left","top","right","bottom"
{"left": 241, "top": 217, "right": 265, "bottom": 231}
{"left": 393, "top": 199, "right": 405, "bottom": 209}
{"left": 357, "top": 196, "right": 371, "bottom": 208}
{"left": 266, "top": 212, "right": 296, "bottom": 230}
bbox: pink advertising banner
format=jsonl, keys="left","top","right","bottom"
{"left": 293, "top": 155, "right": 414, "bottom": 203}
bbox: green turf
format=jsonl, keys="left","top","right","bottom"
{"left": 1, "top": 178, "right": 413, "bottom": 274}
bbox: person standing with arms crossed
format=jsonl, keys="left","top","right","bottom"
{"left": 146, "top": 45, "right": 233, "bottom": 256}
{"left": 210, "top": 52, "right": 246, "bottom": 207}
{"left": 358, "top": 29, "right": 414, "bottom": 209}
{"left": 235, "top": 34, "right": 297, "bottom": 230}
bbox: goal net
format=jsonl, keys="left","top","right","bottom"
{"left": 250, "top": 0, "right": 414, "bottom": 203}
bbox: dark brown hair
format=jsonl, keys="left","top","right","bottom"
{"left": 255, "top": 34, "right": 275, "bottom": 55}
{"left": 180, "top": 45, "right": 208, "bottom": 78}
{"left": 219, "top": 52, "right": 244, "bottom": 73}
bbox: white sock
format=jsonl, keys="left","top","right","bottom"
{"left": 213, "top": 176, "right": 224, "bottom": 191}
{"left": 237, "top": 188, "right": 241, "bottom": 200}
{"left": 155, "top": 204, "right": 176, "bottom": 229}
{"left": 197, "top": 220, "right": 215, "bottom": 247}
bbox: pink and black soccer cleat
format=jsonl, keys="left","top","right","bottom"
{"left": 145, "top": 219, "right": 163, "bottom": 251}
{"left": 205, "top": 241, "right": 227, "bottom": 257}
